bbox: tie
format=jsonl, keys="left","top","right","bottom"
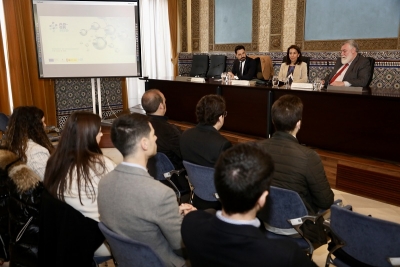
{"left": 330, "top": 63, "right": 349, "bottom": 84}
{"left": 239, "top": 62, "right": 243, "bottom": 75}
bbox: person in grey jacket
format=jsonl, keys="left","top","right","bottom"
{"left": 98, "top": 113, "right": 196, "bottom": 267}
{"left": 259, "top": 94, "right": 334, "bottom": 245}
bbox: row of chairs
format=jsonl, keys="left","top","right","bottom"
{"left": 147, "top": 152, "right": 400, "bottom": 266}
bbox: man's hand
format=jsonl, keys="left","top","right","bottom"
{"left": 330, "top": 81, "right": 345, "bottom": 86}
{"left": 179, "top": 203, "right": 197, "bottom": 216}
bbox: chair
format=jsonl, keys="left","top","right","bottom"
{"left": 182, "top": 161, "right": 218, "bottom": 203}
{"left": 189, "top": 55, "right": 209, "bottom": 77}
{"left": 147, "top": 152, "right": 188, "bottom": 204}
{"left": 324, "top": 204, "right": 400, "bottom": 267}
{"left": 366, "top": 56, "right": 375, "bottom": 86}
{"left": 249, "top": 55, "right": 274, "bottom": 80}
{"left": 206, "top": 55, "right": 226, "bottom": 78}
{"left": 258, "top": 186, "right": 339, "bottom": 259}
{"left": 282, "top": 56, "right": 311, "bottom": 76}
{"left": 98, "top": 222, "right": 165, "bottom": 267}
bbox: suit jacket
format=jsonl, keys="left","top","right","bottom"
{"left": 231, "top": 56, "right": 257, "bottom": 80}
{"left": 98, "top": 164, "right": 185, "bottom": 267}
{"left": 324, "top": 54, "right": 371, "bottom": 87}
{"left": 278, "top": 62, "right": 308, "bottom": 83}
{"left": 148, "top": 115, "right": 183, "bottom": 169}
{"left": 181, "top": 210, "right": 317, "bottom": 267}
{"left": 180, "top": 123, "right": 232, "bottom": 168}
{"left": 259, "top": 131, "right": 334, "bottom": 214}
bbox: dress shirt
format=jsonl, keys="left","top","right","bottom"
{"left": 334, "top": 60, "right": 354, "bottom": 87}
{"left": 216, "top": 210, "right": 261, "bottom": 228}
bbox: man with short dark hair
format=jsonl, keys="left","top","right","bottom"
{"left": 181, "top": 143, "right": 316, "bottom": 267}
{"left": 228, "top": 45, "right": 257, "bottom": 80}
{"left": 322, "top": 39, "right": 371, "bottom": 87}
{"left": 141, "top": 89, "right": 183, "bottom": 169}
{"left": 180, "top": 94, "right": 232, "bottom": 210}
{"left": 259, "top": 94, "right": 334, "bottom": 245}
{"left": 98, "top": 113, "right": 195, "bottom": 267}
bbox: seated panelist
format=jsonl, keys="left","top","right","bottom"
{"left": 278, "top": 45, "right": 308, "bottom": 83}
{"left": 228, "top": 45, "right": 257, "bottom": 80}
{"left": 322, "top": 39, "right": 371, "bottom": 87}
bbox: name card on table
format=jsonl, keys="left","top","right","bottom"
{"left": 191, "top": 77, "right": 206, "bottom": 83}
{"left": 291, "top": 83, "right": 313, "bottom": 91}
{"left": 231, "top": 80, "right": 250, "bottom": 86}
{"left": 175, "top": 76, "right": 191, "bottom": 82}
{"left": 327, "top": 85, "right": 364, "bottom": 93}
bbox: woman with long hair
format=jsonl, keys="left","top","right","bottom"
{"left": 44, "top": 111, "right": 115, "bottom": 256}
{"left": 4, "top": 106, "right": 54, "bottom": 180}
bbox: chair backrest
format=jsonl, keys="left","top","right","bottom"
{"left": 147, "top": 152, "right": 175, "bottom": 181}
{"left": 206, "top": 55, "right": 226, "bottom": 78}
{"left": 366, "top": 56, "right": 375, "bottom": 86}
{"left": 0, "top": 113, "right": 9, "bottom": 132}
{"left": 329, "top": 204, "right": 400, "bottom": 267}
{"left": 282, "top": 56, "right": 310, "bottom": 76}
{"left": 258, "top": 186, "right": 308, "bottom": 230}
{"left": 189, "top": 55, "right": 209, "bottom": 77}
{"left": 182, "top": 160, "right": 216, "bottom": 201}
{"left": 98, "top": 222, "right": 165, "bottom": 267}
{"left": 248, "top": 55, "right": 274, "bottom": 80}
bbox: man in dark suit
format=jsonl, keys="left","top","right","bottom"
{"left": 323, "top": 39, "right": 371, "bottom": 87}
{"left": 228, "top": 45, "right": 257, "bottom": 80}
{"left": 98, "top": 113, "right": 196, "bottom": 267}
{"left": 180, "top": 94, "right": 232, "bottom": 210}
{"left": 181, "top": 143, "right": 317, "bottom": 267}
{"left": 142, "top": 89, "right": 183, "bottom": 169}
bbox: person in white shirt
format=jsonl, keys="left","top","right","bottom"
{"left": 3, "top": 106, "right": 53, "bottom": 180}
{"left": 44, "top": 111, "right": 115, "bottom": 256}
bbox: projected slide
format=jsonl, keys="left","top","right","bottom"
{"left": 40, "top": 16, "right": 136, "bottom": 64}
{"left": 32, "top": 1, "right": 141, "bottom": 78}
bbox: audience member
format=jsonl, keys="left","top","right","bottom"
{"left": 0, "top": 148, "right": 43, "bottom": 267}
{"left": 228, "top": 45, "right": 257, "bottom": 80}
{"left": 259, "top": 94, "right": 334, "bottom": 245}
{"left": 98, "top": 113, "right": 195, "bottom": 267}
{"left": 278, "top": 45, "right": 308, "bottom": 83}
{"left": 180, "top": 94, "right": 232, "bottom": 210}
{"left": 142, "top": 89, "right": 183, "bottom": 167}
{"left": 181, "top": 143, "right": 317, "bottom": 267}
{"left": 44, "top": 111, "right": 115, "bottom": 256}
{"left": 322, "top": 39, "right": 371, "bottom": 87}
{"left": 3, "top": 106, "right": 53, "bottom": 180}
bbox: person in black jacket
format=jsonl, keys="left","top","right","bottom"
{"left": 181, "top": 143, "right": 317, "bottom": 267}
{"left": 228, "top": 45, "right": 257, "bottom": 80}
{"left": 180, "top": 95, "right": 232, "bottom": 210}
{"left": 0, "top": 148, "right": 43, "bottom": 267}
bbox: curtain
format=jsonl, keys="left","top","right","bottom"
{"left": 168, "top": 0, "right": 178, "bottom": 77}
{"left": 126, "top": 0, "right": 173, "bottom": 107}
{"left": 0, "top": 24, "right": 10, "bottom": 114}
{"left": 2, "top": 0, "right": 57, "bottom": 125}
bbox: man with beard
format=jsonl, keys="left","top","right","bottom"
{"left": 322, "top": 39, "right": 371, "bottom": 87}
{"left": 228, "top": 45, "right": 257, "bottom": 80}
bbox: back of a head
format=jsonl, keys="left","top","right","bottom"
{"left": 56, "top": 111, "right": 102, "bottom": 155}
{"left": 5, "top": 106, "right": 51, "bottom": 160}
{"left": 111, "top": 113, "right": 150, "bottom": 157}
{"left": 141, "top": 89, "right": 163, "bottom": 114}
{"left": 271, "top": 95, "right": 303, "bottom": 132}
{"left": 214, "top": 142, "right": 274, "bottom": 214}
{"left": 196, "top": 94, "right": 226, "bottom": 126}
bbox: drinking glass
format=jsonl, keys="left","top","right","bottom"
{"left": 272, "top": 76, "right": 279, "bottom": 88}
{"left": 221, "top": 72, "right": 227, "bottom": 84}
{"left": 283, "top": 77, "right": 290, "bottom": 89}
{"left": 313, "top": 77, "right": 321, "bottom": 91}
